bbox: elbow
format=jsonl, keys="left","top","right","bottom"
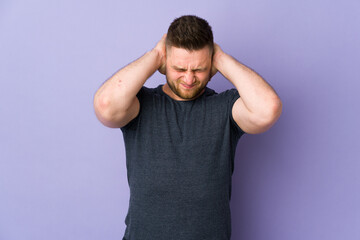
{"left": 94, "top": 95, "right": 110, "bottom": 117}
{"left": 264, "top": 97, "right": 282, "bottom": 127}
{"left": 251, "top": 97, "right": 282, "bottom": 134}
{"left": 93, "top": 95, "right": 117, "bottom": 127}
{"left": 93, "top": 94, "right": 138, "bottom": 128}
{"left": 268, "top": 96, "right": 283, "bottom": 123}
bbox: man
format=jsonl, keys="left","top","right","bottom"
{"left": 94, "top": 15, "right": 282, "bottom": 240}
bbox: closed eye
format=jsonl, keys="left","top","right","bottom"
{"left": 172, "top": 66, "right": 207, "bottom": 73}
{"left": 173, "top": 66, "right": 186, "bottom": 72}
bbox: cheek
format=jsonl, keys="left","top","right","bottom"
{"left": 167, "top": 71, "right": 182, "bottom": 80}
{"left": 197, "top": 72, "right": 211, "bottom": 81}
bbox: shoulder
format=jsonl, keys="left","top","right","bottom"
{"left": 136, "top": 85, "right": 164, "bottom": 100}
{"left": 217, "top": 88, "right": 239, "bottom": 99}
{"left": 203, "top": 88, "right": 245, "bottom": 136}
{"left": 137, "top": 85, "right": 157, "bottom": 96}
{"left": 120, "top": 85, "right": 162, "bottom": 131}
{"left": 203, "top": 87, "right": 239, "bottom": 104}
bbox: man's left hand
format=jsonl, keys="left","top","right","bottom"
{"left": 211, "top": 43, "right": 223, "bottom": 78}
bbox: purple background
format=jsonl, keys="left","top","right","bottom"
{"left": 1, "top": 0, "right": 359, "bottom": 239}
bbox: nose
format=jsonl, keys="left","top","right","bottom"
{"left": 183, "top": 71, "right": 195, "bottom": 85}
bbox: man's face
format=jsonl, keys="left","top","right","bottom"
{"left": 164, "top": 46, "right": 212, "bottom": 101}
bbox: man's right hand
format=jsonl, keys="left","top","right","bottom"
{"left": 154, "top": 34, "right": 167, "bottom": 75}
{"left": 94, "top": 34, "right": 169, "bottom": 128}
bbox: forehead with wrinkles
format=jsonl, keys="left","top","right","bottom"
{"left": 167, "top": 46, "right": 211, "bottom": 70}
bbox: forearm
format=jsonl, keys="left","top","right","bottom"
{"left": 214, "top": 51, "right": 281, "bottom": 118}
{"left": 94, "top": 49, "right": 162, "bottom": 116}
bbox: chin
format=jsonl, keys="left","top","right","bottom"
{"left": 166, "top": 76, "right": 209, "bottom": 100}
{"left": 176, "top": 86, "right": 206, "bottom": 100}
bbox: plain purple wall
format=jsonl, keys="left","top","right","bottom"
{"left": 1, "top": 0, "right": 359, "bottom": 239}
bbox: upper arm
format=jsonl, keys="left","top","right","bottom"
{"left": 232, "top": 97, "right": 282, "bottom": 134}
{"left": 94, "top": 96, "right": 140, "bottom": 128}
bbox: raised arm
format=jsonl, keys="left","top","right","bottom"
{"left": 212, "top": 44, "right": 282, "bottom": 134}
{"left": 93, "top": 35, "right": 167, "bottom": 128}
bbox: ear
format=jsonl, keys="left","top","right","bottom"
{"left": 210, "top": 62, "right": 218, "bottom": 78}
{"left": 210, "top": 44, "right": 219, "bottom": 78}
{"left": 158, "top": 63, "right": 166, "bottom": 75}
{"left": 158, "top": 46, "right": 168, "bottom": 75}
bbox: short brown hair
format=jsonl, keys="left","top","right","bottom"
{"left": 166, "top": 15, "right": 214, "bottom": 53}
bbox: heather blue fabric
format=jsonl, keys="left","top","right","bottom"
{"left": 120, "top": 85, "right": 245, "bottom": 240}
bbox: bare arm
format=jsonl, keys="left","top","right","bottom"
{"left": 93, "top": 35, "right": 167, "bottom": 128}
{"left": 212, "top": 44, "right": 282, "bottom": 134}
